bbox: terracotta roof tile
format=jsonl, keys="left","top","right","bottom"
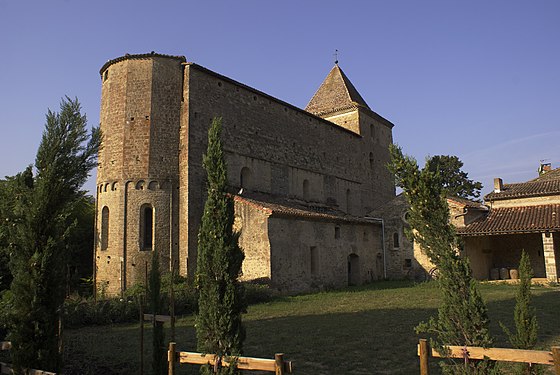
{"left": 485, "top": 168, "right": 560, "bottom": 201}
{"left": 458, "top": 204, "right": 560, "bottom": 236}
{"left": 233, "top": 193, "right": 375, "bottom": 224}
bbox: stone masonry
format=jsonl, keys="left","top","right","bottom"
{"left": 95, "top": 53, "right": 395, "bottom": 295}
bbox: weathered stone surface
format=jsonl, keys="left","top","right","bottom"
{"left": 95, "top": 53, "right": 396, "bottom": 295}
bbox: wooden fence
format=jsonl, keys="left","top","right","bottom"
{"left": 0, "top": 341, "right": 57, "bottom": 375}
{"left": 167, "top": 342, "right": 293, "bottom": 375}
{"left": 418, "top": 339, "right": 560, "bottom": 375}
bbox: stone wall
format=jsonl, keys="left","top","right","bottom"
{"left": 96, "top": 56, "right": 183, "bottom": 294}
{"left": 180, "top": 64, "right": 395, "bottom": 278}
{"left": 268, "top": 217, "right": 382, "bottom": 292}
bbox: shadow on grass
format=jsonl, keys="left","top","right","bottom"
{"left": 62, "top": 284, "right": 560, "bottom": 375}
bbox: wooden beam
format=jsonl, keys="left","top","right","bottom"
{"left": 418, "top": 339, "right": 429, "bottom": 375}
{"left": 177, "top": 352, "right": 293, "bottom": 373}
{"left": 168, "top": 342, "right": 176, "bottom": 375}
{"left": 143, "top": 313, "right": 172, "bottom": 323}
{"left": 427, "top": 345, "right": 554, "bottom": 365}
{"left": 552, "top": 347, "right": 560, "bottom": 375}
{"left": 0, "top": 342, "right": 11, "bottom": 351}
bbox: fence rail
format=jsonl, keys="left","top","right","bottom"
{"left": 418, "top": 339, "right": 560, "bottom": 375}
{"left": 168, "top": 342, "right": 293, "bottom": 374}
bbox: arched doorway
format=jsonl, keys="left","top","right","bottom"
{"left": 347, "top": 254, "right": 360, "bottom": 286}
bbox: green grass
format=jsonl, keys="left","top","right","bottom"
{"left": 62, "top": 281, "right": 560, "bottom": 374}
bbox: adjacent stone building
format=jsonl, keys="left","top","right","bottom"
{"left": 95, "top": 52, "right": 395, "bottom": 295}
{"left": 459, "top": 167, "right": 560, "bottom": 281}
{"left": 374, "top": 166, "right": 560, "bottom": 282}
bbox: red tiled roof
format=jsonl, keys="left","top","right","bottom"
{"left": 458, "top": 204, "right": 560, "bottom": 236}
{"left": 485, "top": 168, "right": 560, "bottom": 201}
{"left": 233, "top": 193, "right": 375, "bottom": 224}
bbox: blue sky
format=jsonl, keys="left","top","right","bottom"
{"left": 1, "top": 0, "right": 559, "bottom": 196}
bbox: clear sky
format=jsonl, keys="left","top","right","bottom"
{"left": 1, "top": 0, "right": 558, "bottom": 196}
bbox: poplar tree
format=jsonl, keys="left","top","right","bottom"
{"left": 389, "top": 145, "right": 493, "bottom": 374}
{"left": 196, "top": 117, "right": 245, "bottom": 375}
{"left": 148, "top": 249, "right": 166, "bottom": 375}
{"left": 6, "top": 97, "right": 100, "bottom": 373}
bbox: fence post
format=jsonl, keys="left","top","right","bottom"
{"left": 275, "top": 353, "right": 285, "bottom": 375}
{"left": 552, "top": 346, "right": 560, "bottom": 375}
{"left": 139, "top": 294, "right": 144, "bottom": 375}
{"left": 168, "top": 342, "right": 176, "bottom": 375}
{"left": 419, "top": 339, "right": 429, "bottom": 375}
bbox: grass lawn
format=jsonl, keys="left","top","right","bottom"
{"left": 62, "top": 281, "right": 560, "bottom": 374}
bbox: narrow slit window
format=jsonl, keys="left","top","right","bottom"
{"left": 101, "top": 206, "right": 109, "bottom": 250}
{"left": 141, "top": 205, "right": 154, "bottom": 250}
{"left": 393, "top": 232, "right": 400, "bottom": 248}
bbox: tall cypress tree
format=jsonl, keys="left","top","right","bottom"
{"left": 196, "top": 117, "right": 245, "bottom": 375}
{"left": 6, "top": 97, "right": 100, "bottom": 373}
{"left": 389, "top": 145, "right": 493, "bottom": 374}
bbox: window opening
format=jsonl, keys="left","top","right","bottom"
{"left": 310, "top": 246, "right": 318, "bottom": 275}
{"left": 393, "top": 232, "right": 400, "bottom": 248}
{"left": 101, "top": 206, "right": 109, "bottom": 250}
{"left": 141, "top": 205, "right": 154, "bottom": 250}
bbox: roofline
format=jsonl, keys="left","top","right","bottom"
{"left": 185, "top": 62, "right": 363, "bottom": 138}
{"left": 485, "top": 190, "right": 560, "bottom": 201}
{"left": 318, "top": 105, "right": 395, "bottom": 129}
{"left": 99, "top": 52, "right": 186, "bottom": 75}
{"left": 459, "top": 229, "right": 560, "bottom": 236}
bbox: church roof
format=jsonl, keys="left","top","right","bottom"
{"left": 233, "top": 192, "right": 375, "bottom": 224}
{"left": 305, "top": 64, "right": 371, "bottom": 116}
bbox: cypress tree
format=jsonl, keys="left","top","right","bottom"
{"left": 148, "top": 249, "right": 166, "bottom": 375}
{"left": 195, "top": 117, "right": 245, "bottom": 375}
{"left": 500, "top": 250, "right": 538, "bottom": 374}
{"left": 389, "top": 145, "right": 493, "bottom": 374}
{"left": 6, "top": 97, "right": 100, "bottom": 373}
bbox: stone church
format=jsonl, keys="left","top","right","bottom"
{"left": 94, "top": 52, "right": 396, "bottom": 295}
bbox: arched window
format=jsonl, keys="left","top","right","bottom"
{"left": 393, "top": 232, "right": 400, "bottom": 248}
{"left": 101, "top": 206, "right": 109, "bottom": 250}
{"left": 141, "top": 204, "right": 154, "bottom": 251}
{"left": 303, "top": 179, "right": 310, "bottom": 201}
{"left": 240, "top": 167, "right": 252, "bottom": 190}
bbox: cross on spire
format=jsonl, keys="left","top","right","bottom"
{"left": 334, "top": 49, "right": 339, "bottom": 65}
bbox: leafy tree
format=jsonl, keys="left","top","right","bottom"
{"left": 500, "top": 250, "right": 539, "bottom": 374}
{"left": 148, "top": 249, "right": 166, "bottom": 375}
{"left": 426, "top": 155, "right": 483, "bottom": 199}
{"left": 389, "top": 145, "right": 493, "bottom": 374}
{"left": 5, "top": 97, "right": 100, "bottom": 373}
{"left": 195, "top": 117, "right": 245, "bottom": 375}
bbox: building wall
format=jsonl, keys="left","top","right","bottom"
{"left": 180, "top": 64, "right": 394, "bottom": 277}
{"left": 96, "top": 55, "right": 395, "bottom": 294}
{"left": 267, "top": 218, "right": 382, "bottom": 292}
{"left": 446, "top": 232, "right": 547, "bottom": 281}
{"left": 233, "top": 200, "right": 272, "bottom": 283}
{"left": 96, "top": 56, "right": 183, "bottom": 294}
{"left": 489, "top": 195, "right": 560, "bottom": 208}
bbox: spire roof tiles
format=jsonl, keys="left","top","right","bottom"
{"left": 305, "top": 64, "right": 371, "bottom": 116}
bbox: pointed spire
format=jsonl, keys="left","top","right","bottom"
{"left": 305, "top": 64, "right": 370, "bottom": 116}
